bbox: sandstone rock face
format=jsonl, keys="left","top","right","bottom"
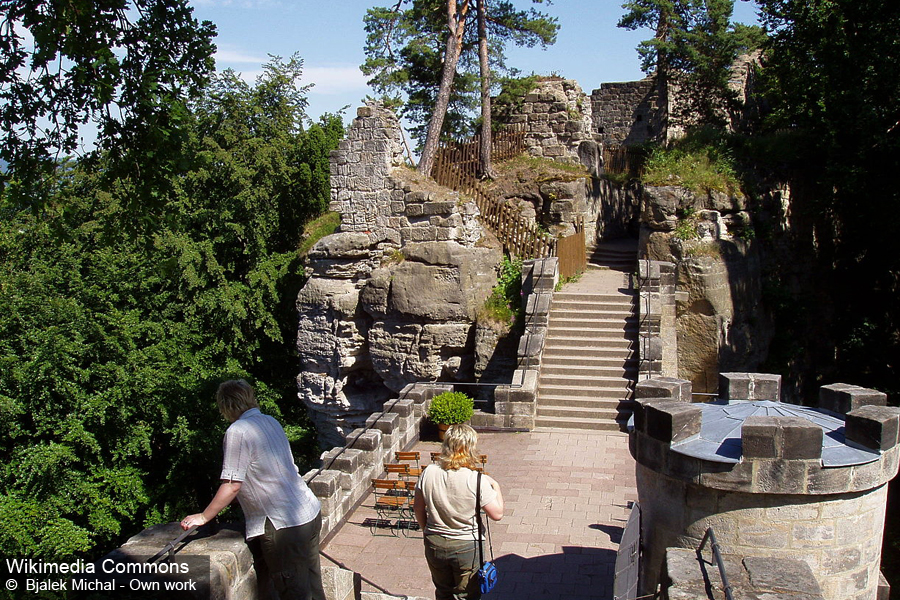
{"left": 298, "top": 104, "right": 504, "bottom": 447}
{"left": 638, "top": 185, "right": 772, "bottom": 393}
{"left": 298, "top": 239, "right": 501, "bottom": 446}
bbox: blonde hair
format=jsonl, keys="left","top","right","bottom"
{"left": 216, "top": 379, "right": 259, "bottom": 422}
{"left": 439, "top": 423, "right": 479, "bottom": 471}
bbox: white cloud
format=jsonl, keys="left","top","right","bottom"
{"left": 192, "top": 0, "right": 282, "bottom": 7}
{"left": 230, "top": 69, "right": 265, "bottom": 84}
{"left": 304, "top": 65, "right": 369, "bottom": 96}
{"left": 215, "top": 46, "right": 268, "bottom": 65}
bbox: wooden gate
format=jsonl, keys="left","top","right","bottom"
{"left": 556, "top": 215, "right": 586, "bottom": 280}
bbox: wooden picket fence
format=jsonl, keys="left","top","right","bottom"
{"left": 432, "top": 125, "right": 526, "bottom": 182}
{"left": 556, "top": 215, "right": 586, "bottom": 280}
{"left": 431, "top": 126, "right": 555, "bottom": 260}
{"left": 430, "top": 125, "right": 585, "bottom": 278}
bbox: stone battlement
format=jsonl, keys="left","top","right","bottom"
{"left": 632, "top": 373, "right": 899, "bottom": 494}
{"left": 632, "top": 373, "right": 897, "bottom": 600}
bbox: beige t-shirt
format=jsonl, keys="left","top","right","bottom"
{"left": 416, "top": 464, "right": 497, "bottom": 540}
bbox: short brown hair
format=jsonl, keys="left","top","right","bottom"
{"left": 439, "top": 424, "right": 479, "bottom": 471}
{"left": 216, "top": 379, "right": 259, "bottom": 422}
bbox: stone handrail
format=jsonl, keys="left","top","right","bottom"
{"left": 472, "top": 256, "right": 558, "bottom": 430}
{"left": 636, "top": 259, "right": 676, "bottom": 381}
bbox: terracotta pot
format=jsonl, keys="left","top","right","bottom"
{"left": 437, "top": 423, "right": 451, "bottom": 441}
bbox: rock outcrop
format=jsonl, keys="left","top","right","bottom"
{"left": 639, "top": 185, "right": 772, "bottom": 393}
{"left": 297, "top": 104, "right": 503, "bottom": 446}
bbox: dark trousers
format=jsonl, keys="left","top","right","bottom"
{"left": 251, "top": 514, "right": 326, "bottom": 600}
{"left": 424, "top": 533, "right": 481, "bottom": 600}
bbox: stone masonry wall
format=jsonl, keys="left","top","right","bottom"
{"left": 664, "top": 547, "right": 826, "bottom": 600}
{"left": 637, "top": 260, "right": 678, "bottom": 382}
{"left": 591, "top": 78, "right": 661, "bottom": 145}
{"left": 501, "top": 78, "right": 600, "bottom": 169}
{"left": 328, "top": 104, "right": 482, "bottom": 247}
{"left": 329, "top": 104, "right": 405, "bottom": 234}
{"left": 471, "top": 257, "right": 558, "bottom": 430}
{"left": 637, "top": 464, "right": 889, "bottom": 600}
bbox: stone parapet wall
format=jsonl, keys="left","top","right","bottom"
{"left": 632, "top": 374, "right": 899, "bottom": 600}
{"left": 107, "top": 523, "right": 423, "bottom": 600}
{"left": 306, "top": 384, "right": 444, "bottom": 537}
{"left": 664, "top": 547, "right": 826, "bottom": 600}
{"left": 471, "top": 257, "right": 557, "bottom": 430}
{"left": 639, "top": 464, "right": 889, "bottom": 600}
{"left": 110, "top": 385, "right": 441, "bottom": 600}
{"left": 591, "top": 78, "right": 661, "bottom": 145}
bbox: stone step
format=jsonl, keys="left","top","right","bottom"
{"left": 551, "top": 300, "right": 635, "bottom": 313}
{"left": 547, "top": 326, "right": 639, "bottom": 339}
{"left": 533, "top": 415, "right": 622, "bottom": 431}
{"left": 542, "top": 345, "right": 635, "bottom": 358}
{"left": 543, "top": 347, "right": 638, "bottom": 368}
{"left": 543, "top": 336, "right": 635, "bottom": 350}
{"left": 541, "top": 364, "right": 638, "bottom": 378}
{"left": 537, "top": 396, "right": 624, "bottom": 410}
{"left": 538, "top": 387, "right": 631, "bottom": 401}
{"left": 548, "top": 316, "right": 638, "bottom": 328}
{"left": 542, "top": 360, "right": 635, "bottom": 373}
{"left": 588, "top": 256, "right": 637, "bottom": 267}
{"left": 536, "top": 404, "right": 622, "bottom": 419}
{"left": 537, "top": 378, "right": 632, "bottom": 392}
{"left": 554, "top": 292, "right": 635, "bottom": 303}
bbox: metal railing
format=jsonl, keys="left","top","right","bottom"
{"left": 698, "top": 527, "right": 734, "bottom": 600}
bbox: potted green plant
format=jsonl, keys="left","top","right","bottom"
{"left": 427, "top": 391, "right": 474, "bottom": 439}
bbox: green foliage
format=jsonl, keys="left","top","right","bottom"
{"left": 492, "top": 74, "right": 539, "bottom": 126}
{"left": 618, "top": 0, "right": 764, "bottom": 128}
{"left": 641, "top": 128, "right": 740, "bottom": 194}
{"left": 299, "top": 211, "right": 343, "bottom": 257}
{"left": 0, "top": 0, "right": 217, "bottom": 207}
{"left": 754, "top": 0, "right": 900, "bottom": 398}
{"left": 674, "top": 215, "right": 700, "bottom": 240}
{"left": 361, "top": 0, "right": 557, "bottom": 147}
{"left": 427, "top": 391, "right": 474, "bottom": 425}
{"left": 0, "top": 56, "right": 343, "bottom": 560}
{"left": 479, "top": 255, "right": 523, "bottom": 330}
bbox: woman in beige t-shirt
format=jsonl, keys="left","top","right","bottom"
{"left": 414, "top": 424, "right": 504, "bottom": 599}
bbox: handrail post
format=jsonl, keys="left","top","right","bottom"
{"left": 697, "top": 527, "right": 734, "bottom": 600}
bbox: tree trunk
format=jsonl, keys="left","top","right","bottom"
{"left": 476, "top": 0, "right": 497, "bottom": 179}
{"left": 418, "top": 0, "right": 469, "bottom": 177}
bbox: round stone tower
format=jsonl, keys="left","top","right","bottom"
{"left": 630, "top": 373, "right": 898, "bottom": 600}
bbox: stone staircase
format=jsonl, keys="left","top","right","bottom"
{"left": 535, "top": 239, "right": 639, "bottom": 430}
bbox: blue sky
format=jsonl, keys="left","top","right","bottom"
{"left": 189, "top": 0, "right": 761, "bottom": 124}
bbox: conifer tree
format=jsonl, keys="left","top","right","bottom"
{"left": 362, "top": 0, "right": 557, "bottom": 175}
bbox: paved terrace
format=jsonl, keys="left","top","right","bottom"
{"left": 322, "top": 429, "right": 638, "bottom": 600}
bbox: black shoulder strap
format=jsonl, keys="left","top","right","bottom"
{"left": 476, "top": 471, "right": 484, "bottom": 566}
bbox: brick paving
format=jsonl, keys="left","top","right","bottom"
{"left": 321, "top": 428, "right": 638, "bottom": 599}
